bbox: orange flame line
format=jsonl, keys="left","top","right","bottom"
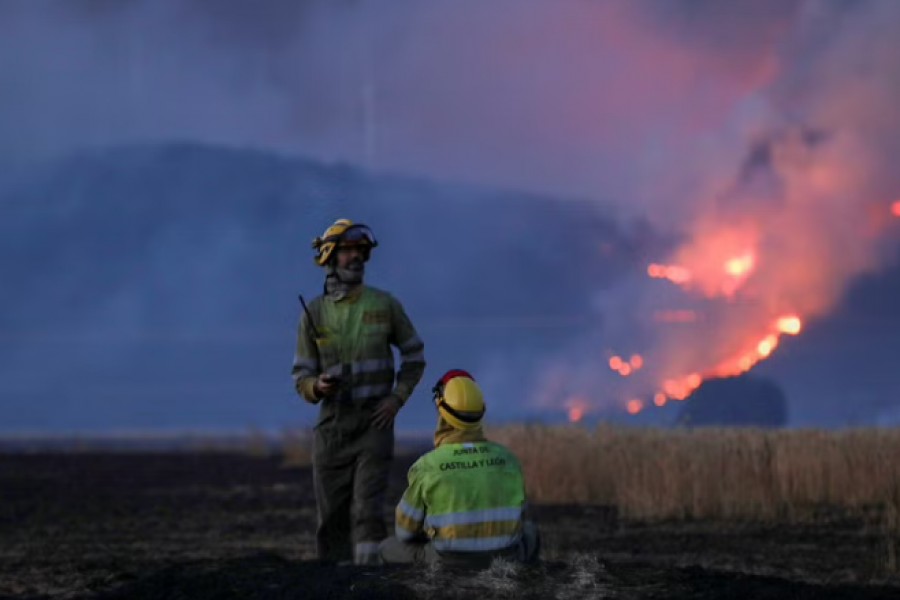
{"left": 643, "top": 314, "right": 804, "bottom": 413}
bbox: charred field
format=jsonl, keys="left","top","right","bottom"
{"left": 1, "top": 450, "right": 899, "bottom": 600}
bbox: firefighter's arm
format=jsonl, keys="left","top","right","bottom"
{"left": 388, "top": 296, "right": 426, "bottom": 405}
{"left": 292, "top": 311, "right": 322, "bottom": 403}
{"left": 395, "top": 463, "right": 427, "bottom": 542}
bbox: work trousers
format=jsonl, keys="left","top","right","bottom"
{"left": 313, "top": 421, "right": 393, "bottom": 565}
{"left": 379, "top": 521, "right": 541, "bottom": 568}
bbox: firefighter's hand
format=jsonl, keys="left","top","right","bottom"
{"left": 372, "top": 395, "right": 402, "bottom": 429}
{"left": 314, "top": 373, "right": 339, "bottom": 398}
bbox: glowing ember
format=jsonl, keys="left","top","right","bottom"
{"left": 666, "top": 266, "right": 692, "bottom": 284}
{"left": 893, "top": 201, "right": 900, "bottom": 218}
{"left": 618, "top": 363, "right": 633, "bottom": 377}
{"left": 648, "top": 263, "right": 692, "bottom": 285}
{"left": 568, "top": 406, "right": 584, "bottom": 423}
{"left": 609, "top": 356, "right": 623, "bottom": 371}
{"left": 663, "top": 379, "right": 679, "bottom": 397}
{"left": 757, "top": 334, "right": 778, "bottom": 358}
{"left": 566, "top": 396, "right": 588, "bottom": 423}
{"left": 725, "top": 253, "right": 755, "bottom": 277}
{"left": 626, "top": 399, "right": 644, "bottom": 415}
{"left": 653, "top": 392, "right": 667, "bottom": 407}
{"left": 776, "top": 315, "right": 803, "bottom": 335}
{"left": 659, "top": 377, "right": 693, "bottom": 401}
{"left": 686, "top": 372, "right": 702, "bottom": 389}
{"left": 629, "top": 354, "right": 644, "bottom": 370}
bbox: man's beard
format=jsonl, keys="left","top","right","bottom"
{"left": 325, "top": 260, "right": 364, "bottom": 299}
{"left": 335, "top": 259, "right": 364, "bottom": 284}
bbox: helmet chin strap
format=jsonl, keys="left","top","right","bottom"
{"left": 437, "top": 397, "right": 485, "bottom": 424}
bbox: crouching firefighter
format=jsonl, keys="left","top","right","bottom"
{"left": 292, "top": 219, "right": 426, "bottom": 565}
{"left": 379, "top": 369, "right": 540, "bottom": 567}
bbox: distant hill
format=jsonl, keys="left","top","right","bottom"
{"left": 6, "top": 142, "right": 900, "bottom": 432}
{"left": 677, "top": 376, "right": 788, "bottom": 428}
{"left": 0, "top": 143, "right": 650, "bottom": 432}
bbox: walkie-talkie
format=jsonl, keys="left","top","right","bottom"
{"left": 299, "top": 293, "right": 343, "bottom": 385}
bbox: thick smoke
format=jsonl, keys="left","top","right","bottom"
{"left": 0, "top": 0, "right": 800, "bottom": 197}
{"left": 532, "top": 0, "right": 900, "bottom": 423}
{"left": 3, "top": 1, "right": 900, "bottom": 429}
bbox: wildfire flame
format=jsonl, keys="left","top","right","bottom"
{"left": 777, "top": 316, "right": 803, "bottom": 335}
{"left": 611, "top": 232, "right": 810, "bottom": 416}
{"left": 515, "top": 5, "right": 900, "bottom": 425}
{"left": 563, "top": 133, "right": 898, "bottom": 421}
{"left": 566, "top": 396, "right": 588, "bottom": 423}
{"left": 725, "top": 253, "right": 755, "bottom": 277}
{"left": 757, "top": 335, "right": 777, "bottom": 358}
{"left": 635, "top": 313, "right": 804, "bottom": 409}
{"left": 647, "top": 263, "right": 692, "bottom": 285}
{"left": 648, "top": 226, "right": 761, "bottom": 300}
{"left": 610, "top": 208, "right": 814, "bottom": 414}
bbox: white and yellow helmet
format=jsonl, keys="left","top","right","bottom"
{"left": 312, "top": 219, "right": 378, "bottom": 267}
{"left": 432, "top": 369, "right": 486, "bottom": 430}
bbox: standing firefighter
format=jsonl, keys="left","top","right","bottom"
{"left": 292, "top": 219, "right": 426, "bottom": 565}
{"left": 379, "top": 369, "right": 540, "bottom": 567}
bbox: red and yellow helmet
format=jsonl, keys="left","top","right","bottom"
{"left": 312, "top": 219, "right": 378, "bottom": 267}
{"left": 432, "top": 369, "right": 486, "bottom": 430}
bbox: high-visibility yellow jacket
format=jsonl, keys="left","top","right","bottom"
{"left": 395, "top": 440, "right": 527, "bottom": 553}
{"left": 292, "top": 285, "right": 425, "bottom": 430}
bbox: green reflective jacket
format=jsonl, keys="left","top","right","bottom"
{"left": 395, "top": 441, "right": 527, "bottom": 553}
{"left": 292, "top": 285, "right": 425, "bottom": 428}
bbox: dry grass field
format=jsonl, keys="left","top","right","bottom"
{"left": 493, "top": 425, "right": 900, "bottom": 525}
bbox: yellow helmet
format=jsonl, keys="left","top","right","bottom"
{"left": 432, "top": 369, "right": 486, "bottom": 430}
{"left": 311, "top": 219, "right": 378, "bottom": 267}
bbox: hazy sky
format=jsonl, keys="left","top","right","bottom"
{"left": 0, "top": 1, "right": 806, "bottom": 200}
{"left": 3, "top": 0, "right": 900, "bottom": 432}
{"left": 4, "top": 1, "right": 897, "bottom": 213}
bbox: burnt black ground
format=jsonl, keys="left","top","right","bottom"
{"left": 1, "top": 452, "right": 898, "bottom": 599}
